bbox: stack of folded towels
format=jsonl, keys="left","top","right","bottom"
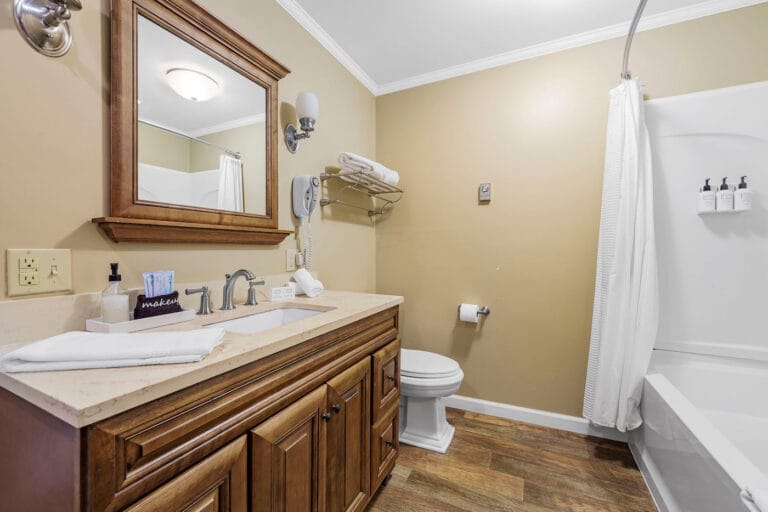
{"left": 338, "top": 152, "right": 400, "bottom": 186}
{"left": 0, "top": 329, "right": 225, "bottom": 373}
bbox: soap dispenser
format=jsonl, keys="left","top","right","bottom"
{"left": 102, "top": 263, "right": 130, "bottom": 324}
{"left": 716, "top": 177, "right": 734, "bottom": 212}
{"left": 734, "top": 176, "right": 753, "bottom": 211}
{"left": 698, "top": 178, "right": 716, "bottom": 213}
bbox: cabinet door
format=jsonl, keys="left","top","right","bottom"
{"left": 326, "top": 359, "right": 372, "bottom": 512}
{"left": 371, "top": 404, "right": 399, "bottom": 491}
{"left": 122, "top": 436, "right": 247, "bottom": 512}
{"left": 371, "top": 339, "right": 400, "bottom": 423}
{"left": 251, "top": 386, "right": 328, "bottom": 512}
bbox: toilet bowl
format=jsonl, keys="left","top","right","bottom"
{"left": 398, "top": 349, "right": 464, "bottom": 453}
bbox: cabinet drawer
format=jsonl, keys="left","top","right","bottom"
{"left": 371, "top": 404, "right": 398, "bottom": 491}
{"left": 123, "top": 436, "right": 248, "bottom": 512}
{"left": 371, "top": 339, "right": 400, "bottom": 423}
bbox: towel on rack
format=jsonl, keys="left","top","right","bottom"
{"left": 0, "top": 329, "right": 225, "bottom": 373}
{"left": 338, "top": 152, "right": 400, "bottom": 186}
{"left": 742, "top": 487, "right": 768, "bottom": 512}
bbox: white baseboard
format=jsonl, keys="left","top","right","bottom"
{"left": 444, "top": 395, "right": 628, "bottom": 443}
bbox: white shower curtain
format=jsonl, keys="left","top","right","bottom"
{"left": 217, "top": 155, "right": 244, "bottom": 212}
{"left": 583, "top": 78, "right": 658, "bottom": 432}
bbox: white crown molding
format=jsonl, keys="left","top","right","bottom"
{"left": 377, "top": 0, "right": 767, "bottom": 95}
{"left": 275, "top": 0, "right": 380, "bottom": 95}
{"left": 189, "top": 114, "right": 266, "bottom": 137}
{"left": 276, "top": 0, "right": 766, "bottom": 97}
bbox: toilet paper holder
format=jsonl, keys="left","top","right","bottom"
{"left": 458, "top": 305, "right": 491, "bottom": 316}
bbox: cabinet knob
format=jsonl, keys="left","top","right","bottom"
{"left": 385, "top": 440, "right": 394, "bottom": 447}
{"left": 331, "top": 403, "right": 341, "bottom": 412}
{"left": 387, "top": 375, "right": 396, "bottom": 382}
{"left": 322, "top": 412, "right": 332, "bottom": 421}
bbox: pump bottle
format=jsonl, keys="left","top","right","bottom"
{"left": 698, "top": 178, "right": 715, "bottom": 213}
{"left": 716, "top": 177, "right": 734, "bottom": 212}
{"left": 734, "top": 176, "right": 753, "bottom": 212}
{"left": 102, "top": 263, "right": 130, "bottom": 323}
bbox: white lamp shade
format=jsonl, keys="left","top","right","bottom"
{"left": 166, "top": 68, "right": 220, "bottom": 102}
{"left": 296, "top": 92, "right": 319, "bottom": 120}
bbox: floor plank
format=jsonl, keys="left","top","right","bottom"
{"left": 366, "top": 408, "right": 656, "bottom": 512}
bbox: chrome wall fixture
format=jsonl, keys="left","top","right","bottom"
{"left": 13, "top": 0, "right": 82, "bottom": 58}
{"left": 621, "top": 0, "right": 649, "bottom": 79}
{"left": 284, "top": 92, "right": 319, "bottom": 153}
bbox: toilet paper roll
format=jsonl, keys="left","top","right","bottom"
{"left": 459, "top": 304, "right": 479, "bottom": 323}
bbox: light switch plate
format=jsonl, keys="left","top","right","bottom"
{"left": 286, "top": 249, "right": 298, "bottom": 272}
{"left": 479, "top": 183, "right": 491, "bottom": 202}
{"left": 7, "top": 249, "right": 72, "bottom": 297}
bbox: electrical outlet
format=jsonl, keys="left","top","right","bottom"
{"left": 286, "top": 248, "right": 298, "bottom": 272}
{"left": 7, "top": 249, "right": 72, "bottom": 297}
{"left": 19, "top": 270, "right": 38, "bottom": 286}
{"left": 19, "top": 256, "right": 38, "bottom": 270}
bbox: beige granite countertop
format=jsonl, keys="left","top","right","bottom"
{"left": 0, "top": 291, "right": 403, "bottom": 428}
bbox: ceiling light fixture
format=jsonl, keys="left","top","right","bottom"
{"left": 165, "top": 68, "right": 219, "bottom": 102}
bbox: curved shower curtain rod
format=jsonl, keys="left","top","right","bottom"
{"left": 622, "top": 0, "right": 649, "bottom": 79}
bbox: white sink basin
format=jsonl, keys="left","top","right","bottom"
{"left": 206, "top": 307, "right": 325, "bottom": 335}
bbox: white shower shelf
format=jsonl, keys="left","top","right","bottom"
{"left": 698, "top": 210, "right": 747, "bottom": 216}
{"left": 319, "top": 169, "right": 403, "bottom": 217}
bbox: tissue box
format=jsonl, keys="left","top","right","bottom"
{"left": 134, "top": 291, "right": 183, "bottom": 319}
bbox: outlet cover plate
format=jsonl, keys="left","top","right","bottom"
{"left": 286, "top": 249, "right": 298, "bottom": 272}
{"left": 7, "top": 249, "right": 72, "bottom": 297}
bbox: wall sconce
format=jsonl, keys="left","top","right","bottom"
{"left": 284, "top": 92, "right": 319, "bottom": 153}
{"left": 14, "top": 0, "right": 82, "bottom": 57}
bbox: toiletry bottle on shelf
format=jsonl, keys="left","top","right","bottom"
{"left": 716, "top": 177, "right": 734, "bottom": 212}
{"left": 698, "top": 178, "right": 716, "bottom": 213}
{"left": 735, "top": 176, "right": 753, "bottom": 212}
{"left": 102, "top": 263, "right": 130, "bottom": 324}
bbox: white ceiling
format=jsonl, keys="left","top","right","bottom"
{"left": 282, "top": 0, "right": 765, "bottom": 95}
{"left": 137, "top": 16, "right": 265, "bottom": 135}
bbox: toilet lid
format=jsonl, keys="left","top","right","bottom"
{"left": 400, "top": 349, "right": 460, "bottom": 378}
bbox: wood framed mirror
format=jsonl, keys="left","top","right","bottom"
{"left": 94, "top": 0, "right": 292, "bottom": 244}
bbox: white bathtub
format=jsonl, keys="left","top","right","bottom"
{"left": 630, "top": 350, "right": 768, "bottom": 512}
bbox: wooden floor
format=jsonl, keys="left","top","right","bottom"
{"left": 367, "top": 408, "right": 656, "bottom": 512}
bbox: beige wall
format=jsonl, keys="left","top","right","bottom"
{"left": 195, "top": 123, "right": 267, "bottom": 214}
{"left": 0, "top": 0, "right": 376, "bottom": 300}
{"left": 375, "top": 5, "right": 768, "bottom": 416}
{"left": 138, "top": 123, "right": 192, "bottom": 171}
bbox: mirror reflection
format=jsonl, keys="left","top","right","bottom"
{"left": 137, "top": 15, "right": 267, "bottom": 215}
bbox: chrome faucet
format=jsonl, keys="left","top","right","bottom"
{"left": 221, "top": 269, "right": 259, "bottom": 310}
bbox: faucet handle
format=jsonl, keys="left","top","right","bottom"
{"left": 245, "top": 279, "right": 265, "bottom": 306}
{"left": 185, "top": 286, "right": 213, "bottom": 315}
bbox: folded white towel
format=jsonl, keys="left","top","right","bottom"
{"left": 0, "top": 329, "right": 225, "bottom": 373}
{"left": 293, "top": 269, "right": 324, "bottom": 298}
{"left": 742, "top": 488, "right": 768, "bottom": 512}
{"left": 338, "top": 152, "right": 400, "bottom": 186}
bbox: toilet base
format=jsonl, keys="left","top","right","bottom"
{"left": 398, "top": 396, "right": 456, "bottom": 453}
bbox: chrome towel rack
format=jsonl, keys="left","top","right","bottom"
{"left": 319, "top": 169, "right": 403, "bottom": 217}
{"left": 622, "top": 0, "right": 649, "bottom": 79}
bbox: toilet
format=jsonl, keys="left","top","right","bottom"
{"left": 399, "top": 349, "right": 464, "bottom": 453}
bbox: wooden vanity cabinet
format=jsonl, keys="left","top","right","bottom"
{"left": 76, "top": 307, "right": 400, "bottom": 512}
